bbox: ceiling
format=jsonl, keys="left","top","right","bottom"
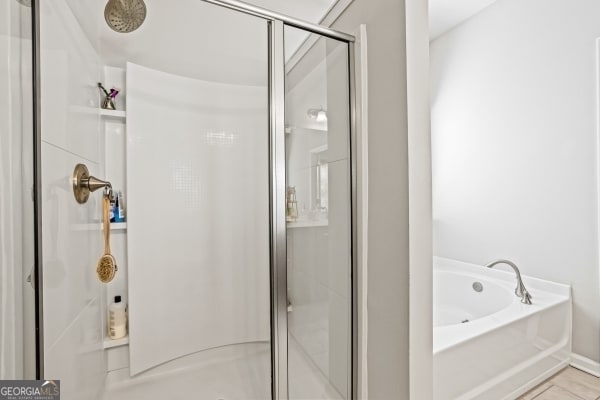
{"left": 1, "top": 0, "right": 32, "bottom": 39}
{"left": 429, "top": 0, "right": 498, "bottom": 40}
{"left": 97, "top": 0, "right": 338, "bottom": 84}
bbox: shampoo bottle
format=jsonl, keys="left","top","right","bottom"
{"left": 109, "top": 195, "right": 116, "bottom": 223}
{"left": 108, "top": 295, "right": 127, "bottom": 339}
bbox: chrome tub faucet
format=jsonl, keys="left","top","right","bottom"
{"left": 484, "top": 259, "right": 533, "bottom": 305}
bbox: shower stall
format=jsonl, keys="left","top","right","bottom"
{"left": 1, "top": 0, "right": 358, "bottom": 398}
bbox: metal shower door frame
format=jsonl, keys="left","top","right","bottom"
{"left": 269, "top": 19, "right": 288, "bottom": 400}
{"left": 30, "top": 1, "right": 358, "bottom": 398}
{"left": 266, "top": 19, "right": 358, "bottom": 400}
{"left": 31, "top": 0, "right": 44, "bottom": 380}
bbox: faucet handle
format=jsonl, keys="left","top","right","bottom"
{"left": 521, "top": 289, "right": 533, "bottom": 305}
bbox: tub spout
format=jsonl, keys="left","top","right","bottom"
{"left": 484, "top": 259, "right": 533, "bottom": 305}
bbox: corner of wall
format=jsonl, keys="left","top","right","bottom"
{"left": 405, "top": 0, "right": 434, "bottom": 398}
{"left": 571, "top": 353, "right": 600, "bottom": 378}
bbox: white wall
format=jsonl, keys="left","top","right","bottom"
{"left": 333, "top": 1, "right": 412, "bottom": 398}
{"left": 40, "top": 0, "right": 106, "bottom": 397}
{"left": 430, "top": 0, "right": 600, "bottom": 364}
{"left": 406, "top": 0, "right": 433, "bottom": 396}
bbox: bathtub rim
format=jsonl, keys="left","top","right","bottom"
{"left": 434, "top": 257, "right": 571, "bottom": 297}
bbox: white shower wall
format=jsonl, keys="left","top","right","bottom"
{"left": 126, "top": 62, "right": 270, "bottom": 375}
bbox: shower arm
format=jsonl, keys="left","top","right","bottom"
{"left": 72, "top": 163, "right": 113, "bottom": 204}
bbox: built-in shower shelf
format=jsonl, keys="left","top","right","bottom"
{"left": 103, "top": 335, "right": 129, "bottom": 349}
{"left": 100, "top": 109, "right": 126, "bottom": 120}
{"left": 287, "top": 220, "right": 328, "bottom": 228}
{"left": 104, "top": 222, "right": 127, "bottom": 231}
{"left": 72, "top": 222, "right": 127, "bottom": 231}
{"left": 69, "top": 106, "right": 127, "bottom": 120}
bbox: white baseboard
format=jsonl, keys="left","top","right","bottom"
{"left": 571, "top": 353, "right": 600, "bottom": 377}
{"left": 505, "top": 360, "right": 570, "bottom": 400}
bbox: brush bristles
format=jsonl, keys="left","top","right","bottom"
{"left": 97, "top": 256, "right": 117, "bottom": 283}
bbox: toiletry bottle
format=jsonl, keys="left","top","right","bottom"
{"left": 109, "top": 195, "right": 116, "bottom": 223}
{"left": 109, "top": 295, "right": 127, "bottom": 339}
{"left": 115, "top": 191, "right": 125, "bottom": 223}
{"left": 286, "top": 187, "right": 298, "bottom": 222}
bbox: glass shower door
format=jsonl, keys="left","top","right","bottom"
{"left": 284, "top": 26, "right": 353, "bottom": 400}
{"left": 38, "top": 0, "right": 273, "bottom": 398}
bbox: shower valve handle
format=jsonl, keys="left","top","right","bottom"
{"left": 72, "top": 163, "right": 113, "bottom": 204}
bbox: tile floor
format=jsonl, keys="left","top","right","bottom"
{"left": 520, "top": 367, "right": 600, "bottom": 400}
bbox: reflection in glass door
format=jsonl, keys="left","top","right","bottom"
{"left": 284, "top": 26, "right": 353, "bottom": 400}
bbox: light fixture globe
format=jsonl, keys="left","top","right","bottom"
{"left": 307, "top": 107, "right": 328, "bottom": 122}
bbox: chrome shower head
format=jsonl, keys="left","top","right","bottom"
{"left": 104, "top": 0, "right": 147, "bottom": 33}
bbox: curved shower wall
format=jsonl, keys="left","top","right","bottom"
{"left": 126, "top": 62, "right": 270, "bottom": 375}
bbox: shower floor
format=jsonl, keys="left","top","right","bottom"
{"left": 102, "top": 338, "right": 343, "bottom": 400}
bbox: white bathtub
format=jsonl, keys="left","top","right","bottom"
{"left": 433, "top": 257, "right": 571, "bottom": 400}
